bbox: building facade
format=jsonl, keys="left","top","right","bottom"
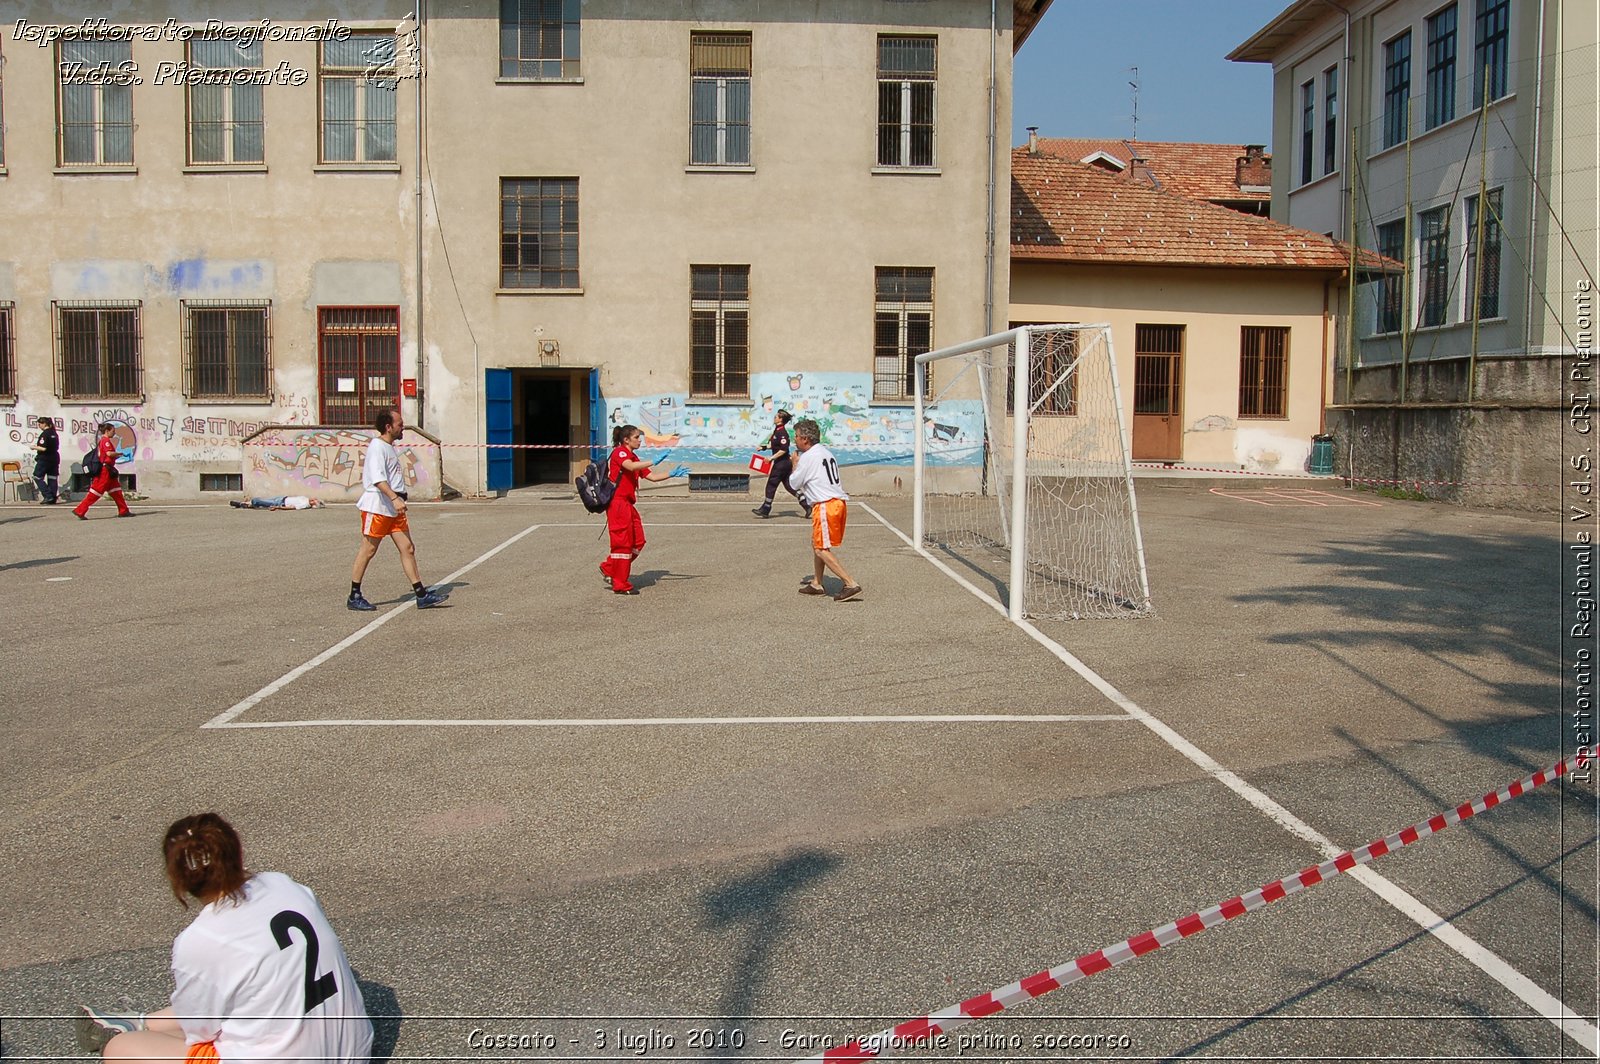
{"left": 0, "top": 1, "right": 1048, "bottom": 498}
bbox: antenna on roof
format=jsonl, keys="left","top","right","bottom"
{"left": 1128, "top": 66, "right": 1140, "bottom": 143}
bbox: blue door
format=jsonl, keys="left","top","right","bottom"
{"left": 588, "top": 367, "right": 604, "bottom": 463}
{"left": 485, "top": 368, "right": 512, "bottom": 493}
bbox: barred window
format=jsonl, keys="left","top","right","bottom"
{"left": 1322, "top": 66, "right": 1338, "bottom": 175}
{"left": 1472, "top": 0, "right": 1509, "bottom": 107}
{"left": 690, "top": 265, "right": 750, "bottom": 398}
{"left": 691, "top": 33, "right": 751, "bottom": 166}
{"left": 320, "top": 34, "right": 397, "bottom": 163}
{"left": 0, "top": 303, "right": 14, "bottom": 399}
{"left": 1005, "top": 325, "right": 1078, "bottom": 416}
{"left": 1425, "top": 5, "right": 1457, "bottom": 131}
{"left": 874, "top": 267, "right": 933, "bottom": 400}
{"left": 501, "top": 178, "right": 579, "bottom": 288}
{"left": 1239, "top": 327, "right": 1289, "bottom": 419}
{"left": 57, "top": 40, "right": 134, "bottom": 165}
{"left": 188, "top": 39, "right": 265, "bottom": 165}
{"left": 184, "top": 301, "right": 272, "bottom": 400}
{"left": 1418, "top": 204, "right": 1451, "bottom": 327}
{"left": 1465, "top": 188, "right": 1503, "bottom": 320}
{"left": 1382, "top": 31, "right": 1411, "bottom": 150}
{"left": 501, "top": 0, "right": 581, "bottom": 79}
{"left": 877, "top": 36, "right": 936, "bottom": 168}
{"left": 55, "top": 301, "right": 142, "bottom": 400}
{"left": 318, "top": 307, "right": 399, "bottom": 426}
{"left": 1376, "top": 219, "right": 1406, "bottom": 334}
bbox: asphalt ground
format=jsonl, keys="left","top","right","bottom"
{"left": 0, "top": 480, "right": 1594, "bottom": 1063}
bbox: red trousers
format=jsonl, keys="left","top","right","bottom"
{"left": 73, "top": 469, "right": 129, "bottom": 517}
{"left": 601, "top": 499, "right": 646, "bottom": 592}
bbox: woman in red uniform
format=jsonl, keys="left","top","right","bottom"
{"left": 73, "top": 422, "right": 133, "bottom": 519}
{"left": 601, "top": 424, "right": 674, "bottom": 595}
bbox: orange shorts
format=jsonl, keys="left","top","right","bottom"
{"left": 187, "top": 1042, "right": 219, "bottom": 1063}
{"left": 810, "top": 498, "right": 847, "bottom": 550}
{"left": 360, "top": 510, "right": 410, "bottom": 538}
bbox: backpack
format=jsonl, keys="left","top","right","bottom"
{"left": 574, "top": 455, "right": 617, "bottom": 514}
{"left": 82, "top": 448, "right": 103, "bottom": 478}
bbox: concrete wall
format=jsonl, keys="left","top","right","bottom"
{"left": 240, "top": 425, "right": 444, "bottom": 502}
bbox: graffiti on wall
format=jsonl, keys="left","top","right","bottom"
{"left": 244, "top": 426, "right": 439, "bottom": 501}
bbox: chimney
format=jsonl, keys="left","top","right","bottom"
{"left": 1235, "top": 145, "right": 1271, "bottom": 189}
{"left": 1128, "top": 155, "right": 1158, "bottom": 187}
{"left": 1027, "top": 126, "right": 1039, "bottom": 154}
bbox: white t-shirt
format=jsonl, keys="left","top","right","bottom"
{"left": 172, "top": 871, "right": 373, "bottom": 1064}
{"left": 788, "top": 443, "right": 849, "bottom": 505}
{"left": 282, "top": 496, "right": 312, "bottom": 510}
{"left": 356, "top": 436, "right": 403, "bottom": 516}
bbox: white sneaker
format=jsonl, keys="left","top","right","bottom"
{"left": 75, "top": 1004, "right": 144, "bottom": 1054}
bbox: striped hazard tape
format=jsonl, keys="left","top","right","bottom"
{"left": 802, "top": 753, "right": 1590, "bottom": 1064}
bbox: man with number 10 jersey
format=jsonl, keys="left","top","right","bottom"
{"left": 172, "top": 871, "right": 372, "bottom": 1063}
{"left": 787, "top": 418, "right": 863, "bottom": 602}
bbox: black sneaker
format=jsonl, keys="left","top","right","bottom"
{"left": 751, "top": 507, "right": 771, "bottom": 518}
{"left": 416, "top": 590, "right": 445, "bottom": 609}
{"left": 347, "top": 592, "right": 377, "bottom": 612}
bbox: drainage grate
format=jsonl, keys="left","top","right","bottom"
{"left": 687, "top": 472, "right": 751, "bottom": 494}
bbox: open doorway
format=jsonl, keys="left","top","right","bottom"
{"left": 513, "top": 369, "right": 586, "bottom": 486}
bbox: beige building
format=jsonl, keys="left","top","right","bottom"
{"left": 0, "top": 1, "right": 1051, "bottom": 498}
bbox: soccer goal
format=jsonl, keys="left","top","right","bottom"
{"left": 912, "top": 323, "right": 1152, "bottom": 621}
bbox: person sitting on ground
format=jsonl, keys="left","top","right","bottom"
{"left": 230, "top": 495, "right": 326, "bottom": 510}
{"left": 76, "top": 812, "right": 373, "bottom": 1063}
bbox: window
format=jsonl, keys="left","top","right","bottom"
{"left": 57, "top": 40, "right": 134, "bottom": 165}
{"left": 1300, "top": 80, "right": 1315, "bottom": 185}
{"left": 877, "top": 36, "right": 936, "bottom": 168}
{"left": 690, "top": 33, "right": 751, "bottom": 166}
{"left": 187, "top": 39, "right": 265, "bottom": 164}
{"left": 0, "top": 303, "right": 13, "bottom": 399}
{"left": 1323, "top": 66, "right": 1338, "bottom": 175}
{"left": 1417, "top": 204, "right": 1451, "bottom": 327}
{"left": 1376, "top": 219, "right": 1406, "bottom": 333}
{"left": 318, "top": 307, "right": 399, "bottom": 425}
{"left": 1133, "top": 325, "right": 1184, "bottom": 416}
{"left": 1239, "top": 327, "right": 1289, "bottom": 419}
{"left": 1006, "top": 325, "right": 1077, "bottom": 416}
{"left": 54, "top": 302, "right": 142, "bottom": 399}
{"left": 873, "top": 267, "right": 934, "bottom": 400}
{"left": 1473, "top": 0, "right": 1509, "bottom": 107}
{"left": 200, "top": 472, "right": 244, "bottom": 492}
{"left": 184, "top": 301, "right": 271, "bottom": 400}
{"left": 1383, "top": 31, "right": 1412, "bottom": 149}
{"left": 500, "top": 0, "right": 581, "bottom": 79}
{"left": 1465, "top": 187, "right": 1503, "bottom": 320}
{"left": 319, "top": 34, "right": 397, "bottom": 163}
{"left": 500, "top": 178, "right": 579, "bottom": 288}
{"left": 1425, "top": 5, "right": 1457, "bottom": 131}
{"left": 690, "top": 265, "right": 750, "bottom": 398}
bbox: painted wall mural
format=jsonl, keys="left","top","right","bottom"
{"left": 242, "top": 426, "right": 441, "bottom": 501}
{"left": 603, "top": 372, "right": 985, "bottom": 468}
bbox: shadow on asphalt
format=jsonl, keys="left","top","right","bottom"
{"left": 356, "top": 970, "right": 404, "bottom": 1062}
{"left": 0, "top": 555, "right": 78, "bottom": 572}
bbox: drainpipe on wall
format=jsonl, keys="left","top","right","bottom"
{"left": 1523, "top": 0, "right": 1548, "bottom": 358}
{"left": 983, "top": 0, "right": 998, "bottom": 336}
{"left": 1320, "top": 278, "right": 1331, "bottom": 433}
{"left": 1320, "top": 0, "right": 1356, "bottom": 393}
{"left": 413, "top": 1, "right": 428, "bottom": 429}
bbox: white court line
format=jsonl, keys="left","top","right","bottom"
{"left": 858, "top": 501, "right": 1600, "bottom": 1055}
{"left": 213, "top": 713, "right": 1136, "bottom": 729}
{"left": 201, "top": 521, "right": 544, "bottom": 729}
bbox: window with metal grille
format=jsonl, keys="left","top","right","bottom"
{"left": 57, "top": 40, "right": 134, "bottom": 165}
{"left": 55, "top": 301, "right": 142, "bottom": 399}
{"left": 188, "top": 39, "right": 265, "bottom": 165}
{"left": 1323, "top": 66, "right": 1338, "bottom": 175}
{"left": 690, "top": 265, "right": 750, "bottom": 398}
{"left": 184, "top": 301, "right": 272, "bottom": 400}
{"left": 501, "top": 0, "right": 581, "bottom": 79}
{"left": 1425, "top": 5, "right": 1457, "bottom": 131}
{"left": 1299, "top": 80, "right": 1314, "bottom": 185}
{"left": 200, "top": 472, "right": 244, "bottom": 492}
{"left": 1133, "top": 324, "right": 1183, "bottom": 416}
{"left": 1005, "top": 324, "right": 1078, "bottom": 416}
{"left": 500, "top": 178, "right": 579, "bottom": 288}
{"left": 1376, "top": 219, "right": 1405, "bottom": 333}
{"left": 1383, "top": 31, "right": 1411, "bottom": 150}
{"left": 691, "top": 33, "right": 751, "bottom": 166}
{"left": 874, "top": 268, "right": 933, "bottom": 400}
{"left": 0, "top": 303, "right": 14, "bottom": 400}
{"left": 1472, "top": 0, "right": 1508, "bottom": 107}
{"left": 320, "top": 34, "right": 397, "bottom": 163}
{"left": 1417, "top": 204, "right": 1451, "bottom": 327}
{"left": 1239, "top": 327, "right": 1289, "bottom": 419}
{"left": 1465, "top": 187, "right": 1503, "bottom": 320}
{"left": 877, "top": 36, "right": 936, "bottom": 168}
{"left": 317, "top": 307, "right": 399, "bottom": 426}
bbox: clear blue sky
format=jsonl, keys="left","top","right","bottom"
{"left": 1013, "top": 0, "right": 1291, "bottom": 147}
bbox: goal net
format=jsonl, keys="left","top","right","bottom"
{"left": 913, "top": 324, "right": 1152, "bottom": 620}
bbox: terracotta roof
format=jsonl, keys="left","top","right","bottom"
{"left": 1028, "top": 137, "right": 1272, "bottom": 204}
{"left": 1013, "top": 0, "right": 1054, "bottom": 51}
{"left": 1011, "top": 150, "right": 1393, "bottom": 273}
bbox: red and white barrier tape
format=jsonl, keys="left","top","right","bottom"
{"left": 802, "top": 753, "right": 1591, "bottom": 1064}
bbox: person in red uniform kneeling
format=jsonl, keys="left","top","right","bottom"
{"left": 73, "top": 422, "right": 133, "bottom": 520}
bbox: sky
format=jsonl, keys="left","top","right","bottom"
{"left": 1013, "top": 0, "right": 1292, "bottom": 148}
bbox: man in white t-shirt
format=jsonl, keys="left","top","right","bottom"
{"left": 232, "top": 495, "right": 325, "bottom": 510}
{"left": 347, "top": 409, "right": 444, "bottom": 611}
{"left": 786, "top": 418, "right": 862, "bottom": 602}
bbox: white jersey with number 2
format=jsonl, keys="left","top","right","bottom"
{"left": 172, "top": 871, "right": 373, "bottom": 1063}
{"left": 789, "top": 443, "right": 849, "bottom": 505}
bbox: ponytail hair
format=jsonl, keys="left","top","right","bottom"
{"left": 612, "top": 424, "right": 640, "bottom": 447}
{"left": 775, "top": 409, "right": 792, "bottom": 425}
{"left": 164, "top": 813, "right": 250, "bottom": 908}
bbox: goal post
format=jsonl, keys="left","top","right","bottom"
{"left": 913, "top": 323, "right": 1152, "bottom": 621}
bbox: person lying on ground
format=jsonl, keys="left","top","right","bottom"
{"left": 230, "top": 495, "right": 326, "bottom": 510}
